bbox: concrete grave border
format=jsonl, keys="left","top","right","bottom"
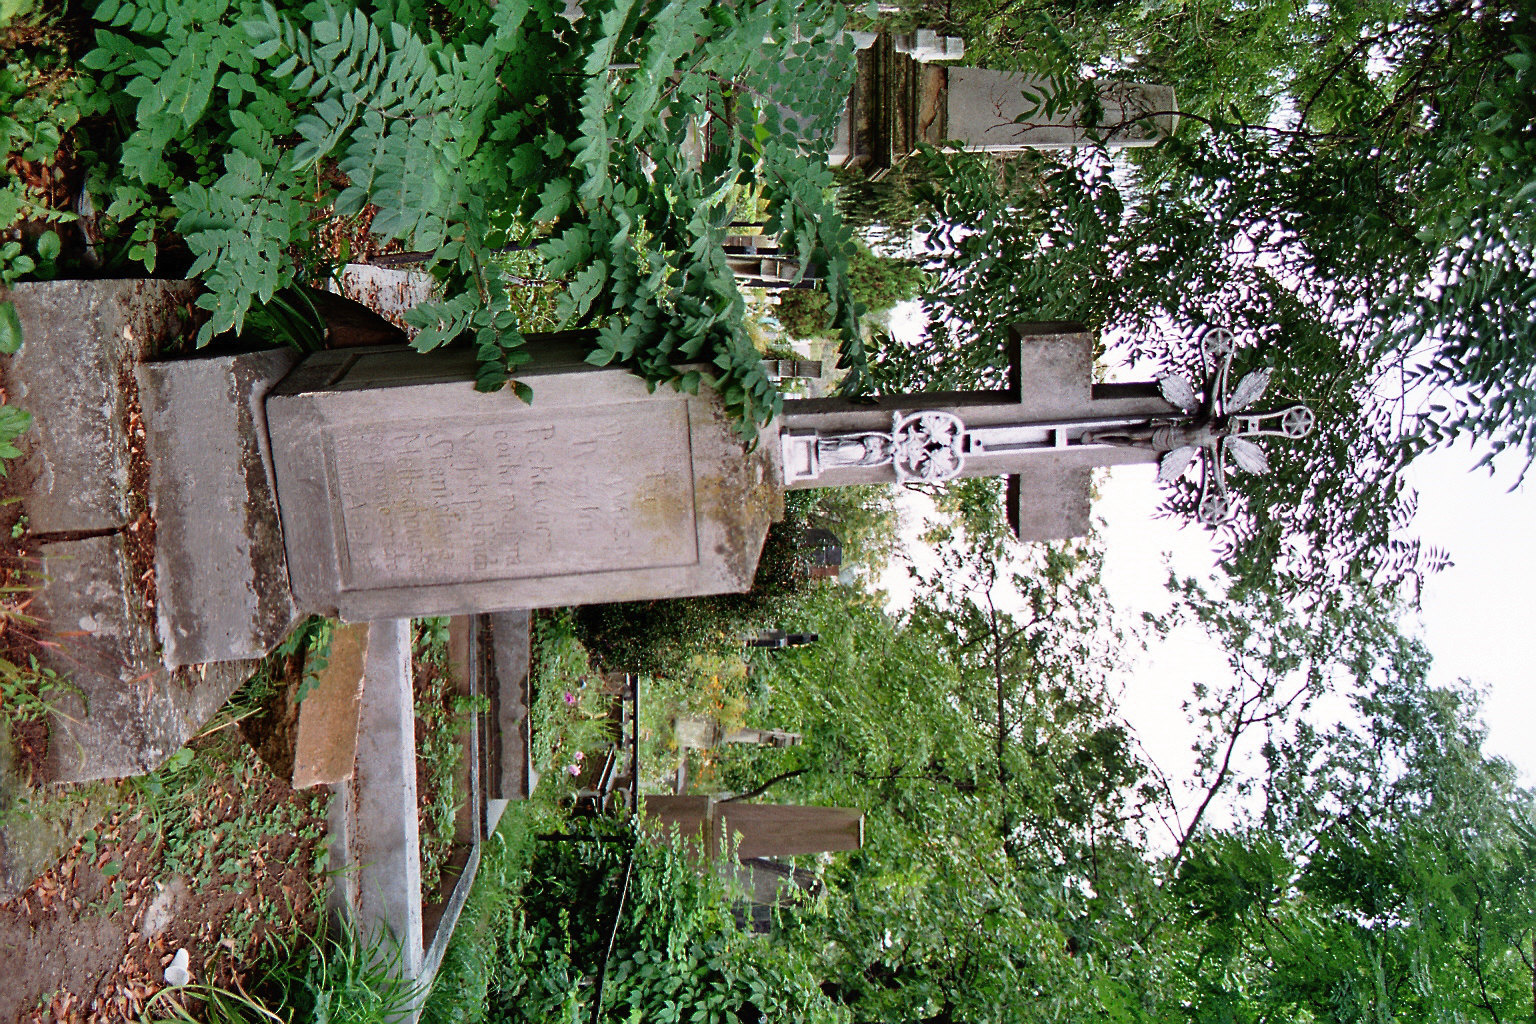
{"left": 326, "top": 612, "right": 531, "bottom": 1020}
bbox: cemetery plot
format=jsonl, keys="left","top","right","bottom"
{"left": 0, "top": 674, "right": 331, "bottom": 1022}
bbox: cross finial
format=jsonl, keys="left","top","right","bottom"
{"left": 1089, "top": 326, "right": 1317, "bottom": 524}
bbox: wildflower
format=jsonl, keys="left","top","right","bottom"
{"left": 567, "top": 763, "right": 581, "bottom": 776}
{"left": 564, "top": 691, "right": 577, "bottom": 705}
{"left": 574, "top": 750, "right": 584, "bottom": 761}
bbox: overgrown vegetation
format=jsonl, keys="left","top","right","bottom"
{"left": 776, "top": 240, "right": 929, "bottom": 339}
{"left": 435, "top": 817, "right": 844, "bottom": 1024}
{"left": 573, "top": 488, "right": 816, "bottom": 675}
{"left": 527, "top": 610, "right": 617, "bottom": 794}
{"left": 412, "top": 616, "right": 485, "bottom": 895}
{"left": 144, "top": 920, "right": 422, "bottom": 1023}
{"left": 0, "top": 0, "right": 872, "bottom": 439}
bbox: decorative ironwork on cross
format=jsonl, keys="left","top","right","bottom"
{"left": 1085, "top": 326, "right": 1316, "bottom": 524}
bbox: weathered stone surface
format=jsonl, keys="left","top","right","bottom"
{"left": 487, "top": 610, "right": 531, "bottom": 816}
{"left": 328, "top": 618, "right": 423, "bottom": 978}
{"left": 1, "top": 279, "right": 269, "bottom": 782}
{"left": 267, "top": 345, "right": 783, "bottom": 620}
{"left": 0, "top": 720, "right": 116, "bottom": 899}
{"left": 291, "top": 622, "right": 368, "bottom": 789}
{"left": 5, "top": 279, "right": 199, "bottom": 534}
{"left": 34, "top": 534, "right": 255, "bottom": 782}
{"left": 137, "top": 349, "right": 302, "bottom": 666}
{"left": 333, "top": 264, "right": 434, "bottom": 342}
{"left": 945, "top": 70, "right": 1176, "bottom": 151}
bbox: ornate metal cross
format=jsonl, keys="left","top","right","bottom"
{"left": 777, "top": 323, "right": 1314, "bottom": 540}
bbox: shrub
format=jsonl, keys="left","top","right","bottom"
{"left": 73, "top": 0, "right": 871, "bottom": 437}
{"left": 489, "top": 817, "right": 845, "bottom": 1024}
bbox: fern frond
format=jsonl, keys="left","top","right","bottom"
{"left": 177, "top": 152, "right": 304, "bottom": 344}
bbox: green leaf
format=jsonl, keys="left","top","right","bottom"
{"left": 0, "top": 302, "right": 22, "bottom": 353}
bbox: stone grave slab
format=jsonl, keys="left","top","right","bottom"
{"left": 486, "top": 609, "right": 533, "bottom": 823}
{"left": 328, "top": 618, "right": 424, "bottom": 980}
{"left": 137, "top": 349, "right": 302, "bottom": 666}
{"left": 0, "top": 719, "right": 116, "bottom": 899}
{"left": 266, "top": 345, "right": 783, "bottom": 620}
{"left": 2, "top": 280, "right": 289, "bottom": 782}
{"left": 5, "top": 278, "right": 198, "bottom": 534}
{"left": 327, "top": 614, "right": 516, "bottom": 1022}
{"left": 34, "top": 533, "right": 256, "bottom": 782}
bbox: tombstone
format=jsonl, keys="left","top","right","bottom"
{"left": 828, "top": 33, "right": 1177, "bottom": 172}
{"left": 722, "top": 728, "right": 801, "bottom": 747}
{"left": 731, "top": 857, "right": 820, "bottom": 934}
{"left": 724, "top": 235, "right": 822, "bottom": 292}
{"left": 1, "top": 279, "right": 1309, "bottom": 788}
{"left": 673, "top": 718, "right": 801, "bottom": 749}
{"left": 761, "top": 357, "right": 823, "bottom": 381}
{"left": 264, "top": 337, "right": 782, "bottom": 621}
{"left": 645, "top": 795, "right": 864, "bottom": 859}
{"left": 745, "top": 628, "right": 819, "bottom": 649}
{"left": 799, "top": 526, "right": 842, "bottom": 577}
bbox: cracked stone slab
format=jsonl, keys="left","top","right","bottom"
{"left": 34, "top": 534, "right": 255, "bottom": 783}
{"left": 5, "top": 279, "right": 199, "bottom": 535}
{"left": 137, "top": 349, "right": 302, "bottom": 666}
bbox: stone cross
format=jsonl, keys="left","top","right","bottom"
{"left": 645, "top": 795, "right": 863, "bottom": 859}
{"left": 779, "top": 323, "right": 1313, "bottom": 540}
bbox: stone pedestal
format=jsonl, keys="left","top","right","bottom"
{"left": 3, "top": 280, "right": 286, "bottom": 781}
{"left": 266, "top": 344, "right": 784, "bottom": 621}
{"left": 138, "top": 349, "right": 303, "bottom": 666}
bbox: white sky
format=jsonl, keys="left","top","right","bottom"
{"left": 1095, "top": 432, "right": 1536, "bottom": 791}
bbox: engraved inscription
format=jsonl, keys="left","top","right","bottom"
{"left": 329, "top": 403, "right": 698, "bottom": 589}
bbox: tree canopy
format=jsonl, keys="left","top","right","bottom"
{"left": 863, "top": 0, "right": 1531, "bottom": 601}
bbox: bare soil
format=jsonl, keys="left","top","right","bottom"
{"left": 0, "top": 735, "right": 329, "bottom": 1023}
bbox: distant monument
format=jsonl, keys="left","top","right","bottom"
{"left": 779, "top": 323, "right": 1309, "bottom": 537}
{"left": 827, "top": 33, "right": 1177, "bottom": 172}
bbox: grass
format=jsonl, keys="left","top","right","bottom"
{"left": 141, "top": 920, "right": 423, "bottom": 1023}
{"left": 418, "top": 797, "right": 562, "bottom": 1024}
